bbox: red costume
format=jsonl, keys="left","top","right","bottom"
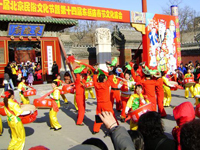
{"left": 172, "top": 102, "right": 195, "bottom": 150}
{"left": 155, "top": 78, "right": 167, "bottom": 117}
{"left": 93, "top": 73, "right": 116, "bottom": 133}
{"left": 75, "top": 74, "right": 86, "bottom": 125}
{"left": 110, "top": 75, "right": 121, "bottom": 111}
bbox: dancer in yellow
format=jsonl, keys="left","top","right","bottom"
{"left": 184, "top": 69, "right": 194, "bottom": 99}
{"left": 18, "top": 77, "right": 30, "bottom": 104}
{"left": 0, "top": 116, "right": 2, "bottom": 136}
{"left": 125, "top": 84, "right": 148, "bottom": 130}
{"left": 194, "top": 74, "right": 200, "bottom": 105}
{"left": 162, "top": 71, "right": 174, "bottom": 107}
{"left": 49, "top": 81, "right": 62, "bottom": 131}
{"left": 3, "top": 90, "right": 29, "bottom": 150}
{"left": 85, "top": 74, "right": 95, "bottom": 100}
{"left": 53, "top": 74, "right": 68, "bottom": 104}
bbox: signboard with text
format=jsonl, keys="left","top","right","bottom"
{"left": 0, "top": 0, "right": 130, "bottom": 23}
{"left": 8, "top": 23, "right": 45, "bottom": 37}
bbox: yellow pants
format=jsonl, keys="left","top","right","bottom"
{"left": 185, "top": 86, "right": 194, "bottom": 98}
{"left": 74, "top": 94, "right": 78, "bottom": 110}
{"left": 49, "top": 108, "right": 62, "bottom": 129}
{"left": 8, "top": 119, "right": 25, "bottom": 150}
{"left": 0, "top": 116, "right": 2, "bottom": 136}
{"left": 163, "top": 86, "right": 171, "bottom": 107}
{"left": 85, "top": 88, "right": 95, "bottom": 99}
{"left": 20, "top": 94, "right": 30, "bottom": 104}
{"left": 130, "top": 120, "right": 138, "bottom": 130}
{"left": 61, "top": 94, "right": 68, "bottom": 103}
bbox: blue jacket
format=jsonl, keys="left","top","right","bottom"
{"left": 178, "top": 67, "right": 187, "bottom": 75}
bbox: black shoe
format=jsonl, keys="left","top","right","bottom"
{"left": 185, "top": 97, "right": 188, "bottom": 99}
{"left": 92, "top": 131, "right": 98, "bottom": 135}
{"left": 120, "top": 118, "right": 125, "bottom": 123}
{"left": 50, "top": 127, "right": 54, "bottom": 130}
{"left": 54, "top": 127, "right": 62, "bottom": 131}
{"left": 117, "top": 110, "right": 122, "bottom": 112}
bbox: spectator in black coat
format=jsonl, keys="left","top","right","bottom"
{"left": 138, "top": 111, "right": 177, "bottom": 150}
{"left": 51, "top": 61, "right": 59, "bottom": 80}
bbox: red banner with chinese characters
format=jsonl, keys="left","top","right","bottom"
{"left": 0, "top": 0, "right": 130, "bottom": 23}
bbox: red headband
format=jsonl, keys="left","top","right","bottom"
{"left": 4, "top": 91, "right": 10, "bottom": 98}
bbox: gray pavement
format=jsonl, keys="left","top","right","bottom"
{"left": 0, "top": 84, "right": 196, "bottom": 150}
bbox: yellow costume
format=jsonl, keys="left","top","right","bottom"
{"left": 184, "top": 73, "right": 194, "bottom": 98}
{"left": 53, "top": 79, "right": 68, "bottom": 103}
{"left": 85, "top": 76, "right": 95, "bottom": 100}
{"left": 162, "top": 76, "right": 171, "bottom": 106}
{"left": 74, "top": 94, "right": 78, "bottom": 110}
{"left": 193, "top": 83, "right": 200, "bottom": 105}
{"left": 126, "top": 93, "right": 147, "bottom": 130}
{"left": 49, "top": 87, "right": 62, "bottom": 130}
{"left": 0, "top": 116, "right": 2, "bottom": 136}
{"left": 4, "top": 98, "right": 25, "bottom": 150}
{"left": 18, "top": 81, "right": 30, "bottom": 104}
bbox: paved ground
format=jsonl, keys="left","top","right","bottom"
{"left": 0, "top": 84, "right": 196, "bottom": 150}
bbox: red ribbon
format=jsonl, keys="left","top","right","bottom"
{"left": 4, "top": 91, "right": 10, "bottom": 98}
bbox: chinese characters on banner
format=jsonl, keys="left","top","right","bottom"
{"left": 8, "top": 23, "right": 45, "bottom": 37}
{"left": 0, "top": 0, "right": 130, "bottom": 23}
{"left": 47, "top": 46, "right": 53, "bottom": 75}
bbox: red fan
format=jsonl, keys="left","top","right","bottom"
{"left": 67, "top": 55, "right": 75, "bottom": 63}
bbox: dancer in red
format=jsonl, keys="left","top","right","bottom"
{"left": 140, "top": 69, "right": 158, "bottom": 111}
{"left": 92, "top": 68, "right": 117, "bottom": 134}
{"left": 154, "top": 71, "right": 167, "bottom": 117}
{"left": 75, "top": 73, "right": 86, "bottom": 126}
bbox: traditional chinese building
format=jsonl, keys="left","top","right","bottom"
{"left": 0, "top": 14, "right": 77, "bottom": 82}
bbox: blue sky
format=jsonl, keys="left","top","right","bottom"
{"left": 73, "top": 0, "right": 199, "bottom": 14}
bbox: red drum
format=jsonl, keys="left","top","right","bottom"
{"left": 169, "top": 81, "right": 178, "bottom": 91}
{"left": 23, "top": 88, "right": 37, "bottom": 97}
{"left": 62, "top": 84, "right": 75, "bottom": 94}
{"left": 127, "top": 103, "right": 153, "bottom": 123}
{"left": 33, "top": 98, "right": 53, "bottom": 109}
{"left": 0, "top": 102, "right": 6, "bottom": 116}
{"left": 184, "top": 77, "right": 195, "bottom": 87}
{"left": 85, "top": 82, "right": 94, "bottom": 88}
{"left": 19, "top": 110, "right": 38, "bottom": 124}
{"left": 19, "top": 104, "right": 38, "bottom": 124}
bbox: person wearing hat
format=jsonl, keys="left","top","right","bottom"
{"left": 172, "top": 102, "right": 195, "bottom": 150}
{"left": 154, "top": 71, "right": 167, "bottom": 117}
{"left": 18, "top": 77, "right": 30, "bottom": 104}
{"left": 184, "top": 68, "right": 194, "bottom": 99}
{"left": 140, "top": 68, "right": 158, "bottom": 111}
{"left": 125, "top": 83, "right": 149, "bottom": 130}
{"left": 193, "top": 74, "right": 200, "bottom": 105}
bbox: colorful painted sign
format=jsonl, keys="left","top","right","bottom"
{"left": 8, "top": 23, "right": 45, "bottom": 37}
{"left": 0, "top": 0, "right": 130, "bottom": 23}
{"left": 143, "top": 13, "right": 178, "bottom": 74}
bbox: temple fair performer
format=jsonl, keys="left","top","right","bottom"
{"left": 125, "top": 83, "right": 148, "bottom": 130}
{"left": 85, "top": 70, "right": 95, "bottom": 100}
{"left": 154, "top": 71, "right": 167, "bottom": 117}
{"left": 18, "top": 77, "right": 30, "bottom": 104}
{"left": 53, "top": 74, "right": 68, "bottom": 104}
{"left": 139, "top": 69, "right": 158, "bottom": 111}
{"left": 175, "top": 69, "right": 184, "bottom": 87}
{"left": 184, "top": 69, "right": 194, "bottom": 99}
{"left": 162, "top": 71, "right": 175, "bottom": 107}
{"left": 3, "top": 90, "right": 30, "bottom": 150}
{"left": 118, "top": 70, "right": 135, "bottom": 122}
{"left": 92, "top": 66, "right": 118, "bottom": 134}
{"left": 75, "top": 72, "right": 86, "bottom": 126}
{"left": 193, "top": 74, "right": 200, "bottom": 105}
{"left": 106, "top": 58, "right": 122, "bottom": 111}
{"left": 0, "top": 116, "right": 2, "bottom": 136}
{"left": 49, "top": 81, "right": 62, "bottom": 131}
